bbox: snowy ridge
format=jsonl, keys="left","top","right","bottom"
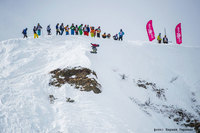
{"left": 0, "top": 36, "right": 200, "bottom": 133}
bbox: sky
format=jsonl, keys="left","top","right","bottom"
{"left": 0, "top": 0, "right": 200, "bottom": 45}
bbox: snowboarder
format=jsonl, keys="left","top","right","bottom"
{"left": 113, "top": 34, "right": 118, "bottom": 40}
{"left": 90, "top": 26, "right": 95, "bottom": 37}
{"left": 86, "top": 25, "right": 90, "bottom": 36}
{"left": 60, "top": 23, "right": 65, "bottom": 35}
{"left": 90, "top": 43, "right": 99, "bottom": 54}
{"left": 96, "top": 26, "right": 101, "bottom": 38}
{"left": 22, "top": 28, "right": 28, "bottom": 38}
{"left": 102, "top": 33, "right": 106, "bottom": 39}
{"left": 78, "top": 24, "right": 83, "bottom": 35}
{"left": 118, "top": 29, "right": 124, "bottom": 41}
{"left": 70, "top": 23, "right": 75, "bottom": 35}
{"left": 47, "top": 25, "right": 51, "bottom": 35}
{"left": 83, "top": 25, "right": 87, "bottom": 36}
{"left": 75, "top": 25, "right": 79, "bottom": 35}
{"left": 33, "top": 26, "right": 38, "bottom": 38}
{"left": 107, "top": 33, "right": 111, "bottom": 39}
{"left": 64, "top": 25, "right": 70, "bottom": 35}
{"left": 157, "top": 33, "right": 162, "bottom": 43}
{"left": 56, "top": 23, "right": 60, "bottom": 35}
{"left": 163, "top": 35, "right": 168, "bottom": 44}
{"left": 36, "top": 23, "right": 42, "bottom": 36}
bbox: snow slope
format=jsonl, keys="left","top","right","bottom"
{"left": 0, "top": 36, "right": 200, "bottom": 133}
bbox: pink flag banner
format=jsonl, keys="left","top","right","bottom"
{"left": 175, "top": 23, "right": 182, "bottom": 44}
{"left": 146, "top": 20, "right": 155, "bottom": 41}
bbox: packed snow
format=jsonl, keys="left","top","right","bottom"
{"left": 0, "top": 35, "right": 199, "bottom": 133}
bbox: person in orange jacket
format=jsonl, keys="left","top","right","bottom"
{"left": 90, "top": 26, "right": 95, "bottom": 37}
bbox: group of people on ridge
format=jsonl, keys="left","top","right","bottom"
{"left": 157, "top": 33, "right": 168, "bottom": 44}
{"left": 22, "top": 23, "right": 125, "bottom": 41}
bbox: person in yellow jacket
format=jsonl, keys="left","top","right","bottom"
{"left": 33, "top": 26, "right": 38, "bottom": 38}
{"left": 157, "top": 33, "right": 162, "bottom": 43}
{"left": 90, "top": 26, "right": 95, "bottom": 37}
{"left": 64, "top": 25, "right": 70, "bottom": 35}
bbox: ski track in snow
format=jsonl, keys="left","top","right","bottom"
{"left": 0, "top": 36, "right": 200, "bottom": 133}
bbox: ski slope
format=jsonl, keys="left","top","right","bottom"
{"left": 0, "top": 36, "right": 200, "bottom": 133}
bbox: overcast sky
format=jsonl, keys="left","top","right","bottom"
{"left": 0, "top": 0, "right": 200, "bottom": 45}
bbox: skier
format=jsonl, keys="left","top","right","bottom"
{"left": 86, "top": 25, "right": 90, "bottom": 36}
{"left": 107, "top": 33, "right": 111, "bottom": 39}
{"left": 64, "top": 25, "right": 70, "bottom": 35}
{"left": 96, "top": 26, "right": 101, "bottom": 38}
{"left": 22, "top": 28, "right": 28, "bottom": 38}
{"left": 56, "top": 23, "right": 60, "bottom": 35}
{"left": 47, "top": 25, "right": 51, "bottom": 35}
{"left": 157, "top": 33, "right": 162, "bottom": 43}
{"left": 60, "top": 23, "right": 64, "bottom": 35}
{"left": 36, "top": 23, "right": 42, "bottom": 36}
{"left": 113, "top": 34, "right": 118, "bottom": 40}
{"left": 163, "top": 35, "right": 168, "bottom": 44}
{"left": 70, "top": 23, "right": 75, "bottom": 35}
{"left": 102, "top": 33, "right": 106, "bottom": 39}
{"left": 78, "top": 24, "right": 83, "bottom": 35}
{"left": 83, "top": 25, "right": 87, "bottom": 36}
{"left": 118, "top": 29, "right": 124, "bottom": 41}
{"left": 75, "top": 25, "right": 79, "bottom": 35}
{"left": 33, "top": 26, "right": 38, "bottom": 38}
{"left": 90, "top": 26, "right": 95, "bottom": 37}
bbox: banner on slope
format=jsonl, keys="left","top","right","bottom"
{"left": 175, "top": 23, "right": 182, "bottom": 44}
{"left": 146, "top": 20, "right": 155, "bottom": 41}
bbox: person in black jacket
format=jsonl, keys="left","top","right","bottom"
{"left": 33, "top": 26, "right": 38, "bottom": 38}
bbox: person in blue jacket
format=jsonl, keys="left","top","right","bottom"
{"left": 118, "top": 29, "right": 124, "bottom": 41}
{"left": 36, "top": 23, "right": 42, "bottom": 36}
{"left": 70, "top": 23, "right": 75, "bottom": 35}
{"left": 22, "top": 28, "right": 28, "bottom": 38}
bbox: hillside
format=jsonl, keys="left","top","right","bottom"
{"left": 0, "top": 36, "right": 200, "bottom": 133}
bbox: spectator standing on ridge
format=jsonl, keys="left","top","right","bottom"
{"left": 56, "top": 23, "right": 60, "bottom": 35}
{"left": 47, "top": 25, "right": 51, "bottom": 35}
{"left": 33, "top": 26, "right": 38, "bottom": 38}
{"left": 163, "top": 35, "right": 168, "bottom": 44}
{"left": 79, "top": 24, "right": 83, "bottom": 35}
{"left": 64, "top": 25, "right": 70, "bottom": 35}
{"left": 60, "top": 23, "right": 64, "bottom": 35}
{"left": 86, "top": 25, "right": 90, "bottom": 36}
{"left": 75, "top": 25, "right": 79, "bottom": 35}
{"left": 22, "top": 28, "right": 28, "bottom": 38}
{"left": 96, "top": 26, "right": 101, "bottom": 38}
{"left": 37, "top": 23, "right": 42, "bottom": 36}
{"left": 90, "top": 26, "right": 95, "bottom": 37}
{"left": 157, "top": 33, "right": 162, "bottom": 44}
{"left": 83, "top": 25, "right": 87, "bottom": 36}
{"left": 70, "top": 23, "right": 75, "bottom": 35}
{"left": 119, "top": 29, "right": 124, "bottom": 41}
